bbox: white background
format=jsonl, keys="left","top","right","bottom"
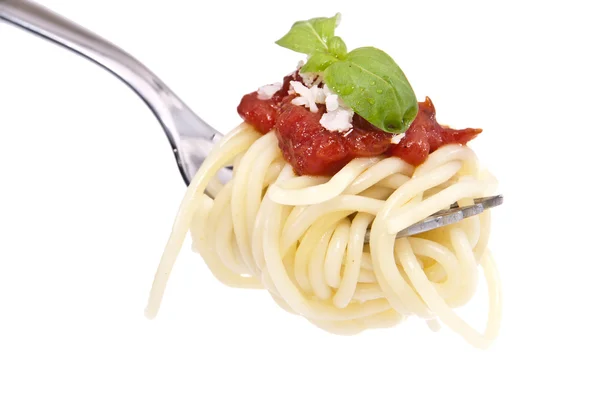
{"left": 1, "top": 0, "right": 598, "bottom": 397}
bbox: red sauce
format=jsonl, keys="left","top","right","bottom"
{"left": 237, "top": 72, "right": 300, "bottom": 134}
{"left": 237, "top": 72, "right": 481, "bottom": 176}
{"left": 274, "top": 99, "right": 391, "bottom": 175}
{"left": 387, "top": 97, "right": 482, "bottom": 166}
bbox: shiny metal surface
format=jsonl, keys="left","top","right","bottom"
{"left": 364, "top": 195, "right": 504, "bottom": 242}
{"left": 396, "top": 194, "right": 504, "bottom": 237}
{"left": 0, "top": 0, "right": 224, "bottom": 185}
{"left": 0, "top": 0, "right": 503, "bottom": 240}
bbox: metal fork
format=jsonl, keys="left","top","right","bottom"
{"left": 0, "top": 0, "right": 503, "bottom": 238}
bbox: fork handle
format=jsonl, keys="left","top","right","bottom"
{"left": 0, "top": 0, "right": 222, "bottom": 185}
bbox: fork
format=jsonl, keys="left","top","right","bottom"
{"left": 0, "top": 0, "right": 503, "bottom": 238}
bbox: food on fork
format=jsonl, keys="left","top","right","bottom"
{"left": 145, "top": 13, "right": 501, "bottom": 348}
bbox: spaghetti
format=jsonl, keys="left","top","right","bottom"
{"left": 145, "top": 124, "right": 502, "bottom": 348}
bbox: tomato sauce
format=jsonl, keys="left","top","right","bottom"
{"left": 387, "top": 98, "right": 481, "bottom": 166}
{"left": 237, "top": 72, "right": 481, "bottom": 176}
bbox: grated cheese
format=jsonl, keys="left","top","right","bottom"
{"left": 288, "top": 73, "right": 357, "bottom": 133}
{"left": 390, "top": 133, "right": 405, "bottom": 144}
{"left": 320, "top": 108, "right": 354, "bottom": 132}
{"left": 257, "top": 82, "right": 282, "bottom": 100}
{"left": 325, "top": 94, "right": 339, "bottom": 112}
{"left": 290, "top": 81, "right": 319, "bottom": 112}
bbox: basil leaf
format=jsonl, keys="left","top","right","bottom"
{"left": 310, "top": 13, "right": 340, "bottom": 40}
{"left": 301, "top": 51, "right": 340, "bottom": 73}
{"left": 324, "top": 47, "right": 418, "bottom": 133}
{"left": 328, "top": 36, "right": 347, "bottom": 59}
{"left": 275, "top": 13, "right": 340, "bottom": 55}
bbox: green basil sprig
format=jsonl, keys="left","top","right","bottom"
{"left": 275, "top": 14, "right": 417, "bottom": 134}
{"left": 275, "top": 14, "right": 341, "bottom": 56}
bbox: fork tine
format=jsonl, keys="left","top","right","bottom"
{"left": 364, "top": 195, "right": 503, "bottom": 242}
{"left": 395, "top": 195, "right": 503, "bottom": 238}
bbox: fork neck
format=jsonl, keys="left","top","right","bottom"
{"left": 0, "top": 0, "right": 222, "bottom": 184}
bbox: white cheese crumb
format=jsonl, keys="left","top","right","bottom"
{"left": 325, "top": 94, "right": 339, "bottom": 112}
{"left": 291, "top": 96, "right": 309, "bottom": 109}
{"left": 300, "top": 72, "right": 317, "bottom": 86}
{"left": 257, "top": 82, "right": 282, "bottom": 100}
{"left": 288, "top": 80, "right": 356, "bottom": 133}
{"left": 320, "top": 108, "right": 354, "bottom": 132}
{"left": 299, "top": 71, "right": 324, "bottom": 87}
{"left": 390, "top": 133, "right": 405, "bottom": 144}
{"left": 311, "top": 85, "right": 326, "bottom": 104}
{"left": 319, "top": 84, "right": 354, "bottom": 132}
{"left": 290, "top": 81, "right": 319, "bottom": 113}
